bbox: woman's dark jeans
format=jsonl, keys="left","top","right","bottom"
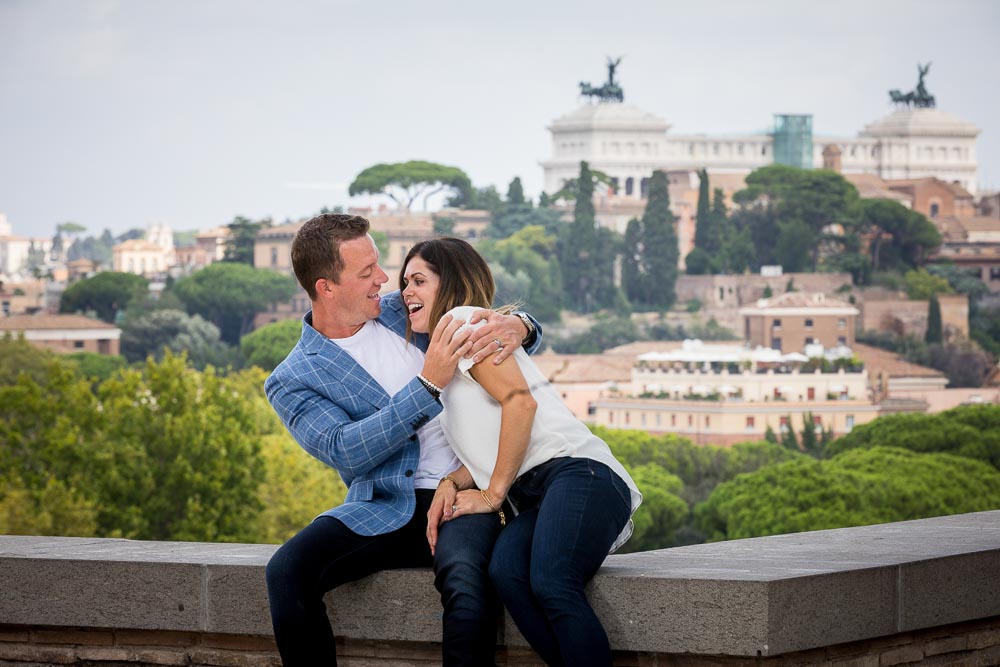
{"left": 489, "top": 457, "right": 632, "bottom": 666}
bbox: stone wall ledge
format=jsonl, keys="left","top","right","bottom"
{"left": 1, "top": 510, "right": 999, "bottom": 660}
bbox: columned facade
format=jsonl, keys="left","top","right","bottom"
{"left": 543, "top": 103, "right": 981, "bottom": 197}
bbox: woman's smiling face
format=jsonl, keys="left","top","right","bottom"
{"left": 402, "top": 255, "right": 441, "bottom": 334}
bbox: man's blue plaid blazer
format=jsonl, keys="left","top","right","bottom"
{"left": 264, "top": 291, "right": 540, "bottom": 536}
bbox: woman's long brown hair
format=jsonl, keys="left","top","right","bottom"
{"left": 400, "top": 237, "right": 503, "bottom": 340}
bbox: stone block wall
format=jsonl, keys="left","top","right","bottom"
{"left": 2, "top": 617, "right": 999, "bottom": 666}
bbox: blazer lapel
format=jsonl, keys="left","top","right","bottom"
{"left": 301, "top": 313, "right": 389, "bottom": 409}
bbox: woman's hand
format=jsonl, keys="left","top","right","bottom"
{"left": 420, "top": 314, "right": 472, "bottom": 389}
{"left": 446, "top": 489, "right": 501, "bottom": 520}
{"left": 465, "top": 311, "right": 528, "bottom": 365}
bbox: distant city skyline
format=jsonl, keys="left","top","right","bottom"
{"left": 2, "top": 0, "right": 998, "bottom": 240}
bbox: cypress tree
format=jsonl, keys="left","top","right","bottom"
{"left": 710, "top": 187, "right": 729, "bottom": 260}
{"left": 559, "top": 162, "right": 599, "bottom": 312}
{"left": 623, "top": 218, "right": 644, "bottom": 304}
{"left": 799, "top": 413, "right": 820, "bottom": 457}
{"left": 925, "top": 294, "right": 943, "bottom": 343}
{"left": 507, "top": 177, "right": 526, "bottom": 207}
{"left": 693, "top": 169, "right": 712, "bottom": 250}
{"left": 780, "top": 417, "right": 799, "bottom": 452}
{"left": 639, "top": 170, "right": 679, "bottom": 309}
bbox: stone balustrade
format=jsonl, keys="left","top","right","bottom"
{"left": 1, "top": 510, "right": 999, "bottom": 666}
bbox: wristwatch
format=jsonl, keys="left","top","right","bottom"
{"left": 515, "top": 312, "right": 536, "bottom": 346}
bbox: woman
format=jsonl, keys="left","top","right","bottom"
{"left": 400, "top": 237, "right": 642, "bottom": 666}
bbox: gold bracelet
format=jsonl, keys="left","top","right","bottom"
{"left": 480, "top": 489, "right": 506, "bottom": 527}
{"left": 440, "top": 475, "right": 460, "bottom": 490}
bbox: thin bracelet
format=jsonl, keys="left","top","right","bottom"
{"left": 416, "top": 374, "right": 442, "bottom": 399}
{"left": 440, "top": 475, "right": 460, "bottom": 490}
{"left": 480, "top": 489, "right": 506, "bottom": 527}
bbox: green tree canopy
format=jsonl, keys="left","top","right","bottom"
{"left": 91, "top": 355, "right": 266, "bottom": 541}
{"left": 695, "top": 447, "right": 1000, "bottom": 541}
{"left": 684, "top": 247, "right": 713, "bottom": 276}
{"left": 485, "top": 177, "right": 563, "bottom": 240}
{"left": 926, "top": 262, "right": 988, "bottom": 301}
{"left": 256, "top": 432, "right": 347, "bottom": 544}
{"left": 349, "top": 161, "right": 472, "bottom": 211}
{"left": 550, "top": 315, "right": 642, "bottom": 354}
{"left": 224, "top": 216, "right": 272, "bottom": 265}
{"left": 601, "top": 428, "right": 803, "bottom": 545}
{"left": 0, "top": 335, "right": 58, "bottom": 385}
{"left": 170, "top": 263, "right": 297, "bottom": 345}
{"left": 448, "top": 184, "right": 505, "bottom": 215}
{"left": 861, "top": 199, "right": 941, "bottom": 273}
{"left": 618, "top": 463, "right": 689, "bottom": 553}
{"left": 905, "top": 268, "right": 953, "bottom": 300}
{"left": 0, "top": 355, "right": 334, "bottom": 543}
{"left": 547, "top": 167, "right": 616, "bottom": 202}
{"left": 59, "top": 271, "right": 149, "bottom": 323}
{"left": 478, "top": 226, "right": 563, "bottom": 321}
{"left": 0, "top": 362, "right": 106, "bottom": 537}
{"left": 823, "top": 405, "right": 1000, "bottom": 470}
{"left": 66, "top": 229, "right": 114, "bottom": 268}
{"left": 120, "top": 308, "right": 235, "bottom": 369}
{"left": 64, "top": 352, "right": 128, "bottom": 382}
{"left": 240, "top": 318, "right": 302, "bottom": 371}
{"left": 733, "top": 165, "right": 862, "bottom": 273}
{"left": 487, "top": 205, "right": 564, "bottom": 240}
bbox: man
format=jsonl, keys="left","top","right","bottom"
{"left": 264, "top": 213, "right": 541, "bottom": 666}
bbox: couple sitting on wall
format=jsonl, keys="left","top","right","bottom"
{"left": 264, "top": 213, "right": 642, "bottom": 666}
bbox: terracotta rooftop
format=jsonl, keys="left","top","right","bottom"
{"left": 0, "top": 314, "right": 119, "bottom": 331}
{"left": 952, "top": 216, "right": 1000, "bottom": 234}
{"left": 741, "top": 292, "right": 858, "bottom": 313}
{"left": 843, "top": 173, "right": 912, "bottom": 203}
{"left": 195, "top": 226, "right": 231, "bottom": 239}
{"left": 852, "top": 342, "right": 945, "bottom": 379}
{"left": 885, "top": 177, "right": 974, "bottom": 200}
{"left": 257, "top": 221, "right": 305, "bottom": 239}
{"left": 602, "top": 340, "right": 689, "bottom": 356}
{"left": 704, "top": 172, "right": 750, "bottom": 193}
{"left": 113, "top": 239, "right": 165, "bottom": 252}
{"left": 532, "top": 350, "right": 634, "bottom": 383}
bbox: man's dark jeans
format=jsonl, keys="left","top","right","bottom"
{"left": 266, "top": 489, "right": 502, "bottom": 666}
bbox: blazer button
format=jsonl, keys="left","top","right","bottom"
{"left": 405, "top": 470, "right": 414, "bottom": 477}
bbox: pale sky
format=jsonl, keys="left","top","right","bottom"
{"left": 2, "top": 0, "right": 999, "bottom": 240}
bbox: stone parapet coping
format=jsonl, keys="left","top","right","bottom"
{"left": 1, "top": 510, "right": 998, "bottom": 657}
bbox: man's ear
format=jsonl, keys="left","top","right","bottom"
{"left": 315, "top": 278, "right": 332, "bottom": 296}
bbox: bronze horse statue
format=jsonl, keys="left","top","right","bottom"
{"left": 888, "top": 63, "right": 936, "bottom": 108}
{"left": 579, "top": 56, "right": 625, "bottom": 103}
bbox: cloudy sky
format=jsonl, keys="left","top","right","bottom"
{"left": 2, "top": 0, "right": 998, "bottom": 240}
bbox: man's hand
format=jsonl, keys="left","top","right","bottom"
{"left": 465, "top": 311, "right": 529, "bottom": 365}
{"left": 426, "top": 482, "right": 458, "bottom": 556}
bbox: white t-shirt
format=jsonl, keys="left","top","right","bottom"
{"left": 331, "top": 320, "right": 460, "bottom": 489}
{"left": 439, "top": 306, "right": 643, "bottom": 553}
